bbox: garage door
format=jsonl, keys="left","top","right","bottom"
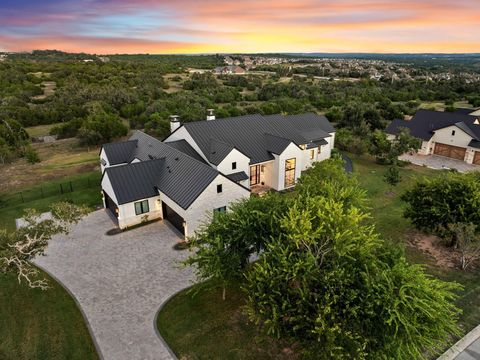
{"left": 434, "top": 143, "right": 466, "bottom": 161}
{"left": 474, "top": 151, "right": 480, "bottom": 165}
{"left": 104, "top": 191, "right": 119, "bottom": 220}
{"left": 162, "top": 202, "right": 185, "bottom": 235}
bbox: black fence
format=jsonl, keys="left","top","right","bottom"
{"left": 0, "top": 173, "right": 101, "bottom": 209}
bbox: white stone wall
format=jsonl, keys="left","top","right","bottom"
{"left": 215, "top": 148, "right": 251, "bottom": 188}
{"left": 272, "top": 142, "right": 303, "bottom": 191}
{"left": 432, "top": 126, "right": 473, "bottom": 149}
{"left": 117, "top": 196, "right": 162, "bottom": 229}
{"left": 182, "top": 174, "right": 250, "bottom": 237}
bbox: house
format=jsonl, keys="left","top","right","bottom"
{"left": 386, "top": 109, "right": 480, "bottom": 165}
{"left": 100, "top": 112, "right": 335, "bottom": 237}
{"left": 213, "top": 65, "right": 246, "bottom": 75}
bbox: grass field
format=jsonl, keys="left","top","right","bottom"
{"left": 0, "top": 272, "right": 98, "bottom": 360}
{"left": 157, "top": 154, "right": 480, "bottom": 359}
{"left": 0, "top": 171, "right": 102, "bottom": 231}
{"left": 26, "top": 123, "right": 59, "bottom": 138}
{"left": 1, "top": 138, "right": 100, "bottom": 191}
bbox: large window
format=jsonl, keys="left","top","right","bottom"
{"left": 134, "top": 200, "right": 149, "bottom": 215}
{"left": 284, "top": 158, "right": 296, "bottom": 187}
{"left": 250, "top": 165, "right": 260, "bottom": 186}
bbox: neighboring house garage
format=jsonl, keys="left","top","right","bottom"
{"left": 474, "top": 151, "right": 480, "bottom": 165}
{"left": 434, "top": 143, "right": 466, "bottom": 161}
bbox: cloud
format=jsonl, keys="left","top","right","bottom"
{"left": 0, "top": 0, "right": 479, "bottom": 53}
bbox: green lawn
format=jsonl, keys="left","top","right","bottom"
{"left": 0, "top": 272, "right": 98, "bottom": 360}
{"left": 157, "top": 154, "right": 480, "bottom": 358}
{"left": 25, "top": 123, "right": 59, "bottom": 138}
{"left": 157, "top": 283, "right": 297, "bottom": 360}
{"left": 0, "top": 171, "right": 103, "bottom": 359}
{"left": 0, "top": 171, "right": 102, "bottom": 231}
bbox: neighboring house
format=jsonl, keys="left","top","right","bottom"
{"left": 386, "top": 109, "right": 480, "bottom": 165}
{"left": 213, "top": 65, "right": 246, "bottom": 75}
{"left": 100, "top": 112, "right": 335, "bottom": 237}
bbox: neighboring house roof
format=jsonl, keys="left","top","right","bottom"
{"left": 385, "top": 109, "right": 480, "bottom": 142}
{"left": 181, "top": 113, "right": 334, "bottom": 164}
{"left": 104, "top": 131, "right": 220, "bottom": 209}
{"left": 102, "top": 140, "right": 138, "bottom": 165}
{"left": 164, "top": 139, "right": 207, "bottom": 164}
{"left": 226, "top": 171, "right": 249, "bottom": 182}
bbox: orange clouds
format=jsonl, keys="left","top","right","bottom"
{"left": 0, "top": 0, "right": 479, "bottom": 53}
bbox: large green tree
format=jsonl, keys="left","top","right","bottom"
{"left": 401, "top": 172, "right": 480, "bottom": 234}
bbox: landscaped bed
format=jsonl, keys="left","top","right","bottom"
{"left": 157, "top": 155, "right": 480, "bottom": 358}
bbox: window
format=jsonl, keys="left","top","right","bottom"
{"left": 250, "top": 165, "right": 260, "bottom": 186}
{"left": 214, "top": 206, "right": 226, "bottom": 213}
{"left": 309, "top": 149, "right": 315, "bottom": 160}
{"left": 451, "top": 130, "right": 456, "bottom": 136}
{"left": 134, "top": 200, "right": 149, "bottom": 215}
{"left": 217, "top": 184, "right": 223, "bottom": 193}
{"left": 232, "top": 162, "right": 237, "bottom": 170}
{"left": 284, "top": 158, "right": 296, "bottom": 187}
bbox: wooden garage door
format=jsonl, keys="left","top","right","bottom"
{"left": 474, "top": 151, "right": 480, "bottom": 165}
{"left": 434, "top": 143, "right": 466, "bottom": 161}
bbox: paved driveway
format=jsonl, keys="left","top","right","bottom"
{"left": 399, "top": 153, "right": 479, "bottom": 173}
{"left": 33, "top": 210, "right": 194, "bottom": 360}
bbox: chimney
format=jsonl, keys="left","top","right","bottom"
{"left": 170, "top": 115, "right": 180, "bottom": 133}
{"left": 206, "top": 109, "right": 215, "bottom": 121}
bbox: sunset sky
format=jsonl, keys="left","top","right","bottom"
{"left": 1, "top": 0, "right": 479, "bottom": 54}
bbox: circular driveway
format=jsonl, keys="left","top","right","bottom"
{"left": 33, "top": 210, "right": 193, "bottom": 360}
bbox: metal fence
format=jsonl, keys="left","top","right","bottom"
{"left": 0, "top": 173, "right": 101, "bottom": 208}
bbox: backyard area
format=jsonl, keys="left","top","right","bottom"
{"left": 157, "top": 154, "right": 480, "bottom": 359}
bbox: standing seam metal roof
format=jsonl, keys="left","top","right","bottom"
{"left": 182, "top": 113, "right": 334, "bottom": 164}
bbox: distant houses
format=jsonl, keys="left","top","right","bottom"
{"left": 213, "top": 65, "right": 246, "bottom": 75}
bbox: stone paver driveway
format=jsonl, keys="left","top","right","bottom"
{"left": 33, "top": 210, "right": 194, "bottom": 360}
{"left": 399, "top": 153, "right": 479, "bottom": 173}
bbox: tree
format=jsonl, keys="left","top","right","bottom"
{"left": 77, "top": 111, "right": 127, "bottom": 145}
{"left": 447, "top": 223, "right": 480, "bottom": 270}
{"left": 370, "top": 128, "right": 421, "bottom": 165}
{"left": 0, "top": 202, "right": 88, "bottom": 289}
{"left": 401, "top": 172, "right": 480, "bottom": 234}
{"left": 384, "top": 165, "right": 401, "bottom": 187}
{"left": 185, "top": 193, "right": 291, "bottom": 300}
{"left": 244, "top": 195, "right": 462, "bottom": 359}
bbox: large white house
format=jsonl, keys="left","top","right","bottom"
{"left": 386, "top": 109, "right": 480, "bottom": 165}
{"left": 100, "top": 112, "right": 335, "bottom": 237}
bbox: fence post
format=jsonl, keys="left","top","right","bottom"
{"left": 20, "top": 192, "right": 24, "bottom": 203}
{"left": 70, "top": 181, "right": 73, "bottom": 192}
{"left": 60, "top": 183, "right": 63, "bottom": 194}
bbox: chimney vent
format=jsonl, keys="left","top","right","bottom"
{"left": 170, "top": 115, "right": 180, "bottom": 133}
{"left": 206, "top": 109, "right": 215, "bottom": 121}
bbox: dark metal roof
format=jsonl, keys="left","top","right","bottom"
{"left": 226, "top": 171, "right": 249, "bottom": 182}
{"left": 180, "top": 113, "right": 335, "bottom": 164}
{"left": 454, "top": 108, "right": 476, "bottom": 115}
{"left": 208, "top": 139, "right": 235, "bottom": 165}
{"left": 165, "top": 139, "right": 207, "bottom": 164}
{"left": 469, "top": 139, "right": 480, "bottom": 149}
{"left": 264, "top": 133, "right": 293, "bottom": 155}
{"left": 104, "top": 131, "right": 220, "bottom": 209}
{"left": 102, "top": 140, "right": 138, "bottom": 165}
{"left": 105, "top": 158, "right": 165, "bottom": 204}
{"left": 385, "top": 110, "right": 480, "bottom": 142}
{"left": 306, "top": 138, "right": 328, "bottom": 149}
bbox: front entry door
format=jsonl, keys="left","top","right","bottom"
{"left": 250, "top": 165, "right": 260, "bottom": 186}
